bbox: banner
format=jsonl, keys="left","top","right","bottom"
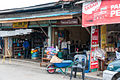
{"left": 90, "top": 26, "right": 99, "bottom": 69}
{"left": 82, "top": 0, "right": 120, "bottom": 27}
{"left": 101, "top": 25, "right": 107, "bottom": 49}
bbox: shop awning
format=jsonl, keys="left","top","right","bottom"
{"left": 0, "top": 11, "right": 80, "bottom": 23}
{"left": 0, "top": 29, "right": 32, "bottom": 37}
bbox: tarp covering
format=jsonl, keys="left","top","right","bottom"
{"left": 0, "top": 29, "right": 32, "bottom": 37}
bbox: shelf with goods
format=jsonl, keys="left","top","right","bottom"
{"left": 31, "top": 32, "right": 45, "bottom": 60}
{"left": 31, "top": 36, "right": 44, "bottom": 47}
{"left": 12, "top": 39, "right": 25, "bottom": 58}
{"left": 40, "top": 51, "right": 51, "bottom": 67}
{"left": 31, "top": 39, "right": 43, "bottom": 59}
{"left": 104, "top": 44, "right": 116, "bottom": 67}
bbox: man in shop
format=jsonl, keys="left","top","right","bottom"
{"left": 43, "top": 38, "right": 48, "bottom": 48}
{"left": 61, "top": 39, "right": 68, "bottom": 60}
{"left": 117, "top": 36, "right": 120, "bottom": 48}
{"left": 115, "top": 47, "right": 120, "bottom": 60}
{"left": 23, "top": 39, "right": 30, "bottom": 59}
{"left": 70, "top": 40, "right": 75, "bottom": 53}
{"left": 75, "top": 40, "right": 79, "bottom": 52}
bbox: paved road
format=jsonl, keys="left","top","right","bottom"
{"left": 0, "top": 59, "right": 101, "bottom": 80}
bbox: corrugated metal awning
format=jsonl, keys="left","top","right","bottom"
{"left": 0, "top": 11, "right": 80, "bottom": 23}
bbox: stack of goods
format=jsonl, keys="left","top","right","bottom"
{"left": 45, "top": 47, "right": 58, "bottom": 59}
{"left": 31, "top": 49, "right": 39, "bottom": 59}
{"left": 105, "top": 47, "right": 115, "bottom": 52}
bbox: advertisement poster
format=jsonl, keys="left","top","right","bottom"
{"left": 90, "top": 26, "right": 99, "bottom": 69}
{"left": 82, "top": 0, "right": 120, "bottom": 27}
{"left": 101, "top": 25, "right": 107, "bottom": 49}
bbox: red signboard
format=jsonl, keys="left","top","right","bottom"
{"left": 92, "top": 29, "right": 99, "bottom": 45}
{"left": 90, "top": 27, "right": 99, "bottom": 69}
{"left": 90, "top": 50, "right": 99, "bottom": 69}
{"left": 82, "top": 0, "right": 120, "bottom": 27}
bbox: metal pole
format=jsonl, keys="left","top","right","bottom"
{"left": 36, "top": 21, "right": 48, "bottom": 38}
{"left": 48, "top": 26, "right": 52, "bottom": 47}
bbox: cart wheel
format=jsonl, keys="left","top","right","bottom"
{"left": 47, "top": 64, "right": 56, "bottom": 74}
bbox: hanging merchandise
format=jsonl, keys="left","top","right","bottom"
{"left": 58, "top": 31, "right": 65, "bottom": 49}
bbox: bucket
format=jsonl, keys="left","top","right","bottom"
{"left": 31, "top": 52, "right": 39, "bottom": 59}
{"left": 58, "top": 52, "right": 63, "bottom": 59}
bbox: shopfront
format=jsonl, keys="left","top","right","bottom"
{"left": 49, "top": 18, "right": 90, "bottom": 60}
{"left": 0, "top": 0, "right": 87, "bottom": 68}
{"left": 0, "top": 21, "right": 49, "bottom": 59}
{"left": 82, "top": 0, "right": 120, "bottom": 72}
{"left": 100, "top": 24, "right": 120, "bottom": 70}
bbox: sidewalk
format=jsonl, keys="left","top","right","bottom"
{"left": 0, "top": 58, "right": 103, "bottom": 80}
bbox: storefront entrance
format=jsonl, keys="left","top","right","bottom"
{"left": 100, "top": 24, "right": 120, "bottom": 70}
{"left": 0, "top": 27, "right": 48, "bottom": 60}
{"left": 52, "top": 26, "right": 90, "bottom": 60}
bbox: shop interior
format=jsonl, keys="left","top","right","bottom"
{"left": 53, "top": 26, "right": 90, "bottom": 60}
{"left": 103, "top": 24, "right": 120, "bottom": 65}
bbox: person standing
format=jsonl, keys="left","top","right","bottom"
{"left": 23, "top": 39, "right": 30, "bottom": 59}
{"left": 70, "top": 40, "right": 75, "bottom": 53}
{"left": 115, "top": 47, "right": 120, "bottom": 60}
{"left": 43, "top": 38, "right": 48, "bottom": 48}
{"left": 61, "top": 39, "right": 68, "bottom": 60}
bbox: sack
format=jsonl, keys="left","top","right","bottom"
{"left": 50, "top": 55, "right": 63, "bottom": 63}
{"left": 94, "top": 48, "right": 106, "bottom": 60}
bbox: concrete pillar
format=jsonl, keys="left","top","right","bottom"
{"left": 48, "top": 26, "right": 52, "bottom": 47}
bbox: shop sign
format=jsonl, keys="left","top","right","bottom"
{"left": 60, "top": 19, "right": 78, "bottom": 25}
{"left": 82, "top": 0, "right": 120, "bottom": 27}
{"left": 90, "top": 26, "right": 99, "bottom": 69}
{"left": 2, "top": 23, "right": 12, "bottom": 27}
{"left": 13, "top": 22, "right": 28, "bottom": 28}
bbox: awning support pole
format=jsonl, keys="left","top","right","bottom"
{"left": 48, "top": 25, "right": 52, "bottom": 47}
{"left": 85, "top": 27, "right": 90, "bottom": 35}
{"left": 77, "top": 16, "right": 90, "bottom": 35}
{"left": 36, "top": 21, "right": 48, "bottom": 38}
{"left": 48, "top": 20, "right": 52, "bottom": 47}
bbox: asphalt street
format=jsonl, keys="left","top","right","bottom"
{"left": 0, "top": 59, "right": 101, "bottom": 80}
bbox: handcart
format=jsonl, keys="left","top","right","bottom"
{"left": 47, "top": 60, "right": 73, "bottom": 74}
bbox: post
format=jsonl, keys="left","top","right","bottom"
{"left": 48, "top": 26, "right": 52, "bottom": 47}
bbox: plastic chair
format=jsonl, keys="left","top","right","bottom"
{"left": 70, "top": 54, "right": 86, "bottom": 80}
